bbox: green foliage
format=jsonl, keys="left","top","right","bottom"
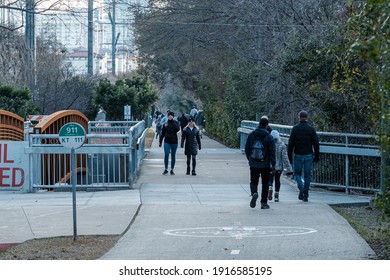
{"left": 203, "top": 101, "right": 239, "bottom": 147}
{"left": 94, "top": 75, "right": 158, "bottom": 121}
{"left": 200, "top": 62, "right": 259, "bottom": 147}
{"left": 376, "top": 188, "right": 390, "bottom": 216}
{"left": 344, "top": 0, "right": 390, "bottom": 215}
{"left": 0, "top": 84, "right": 39, "bottom": 118}
{"left": 158, "top": 89, "right": 197, "bottom": 114}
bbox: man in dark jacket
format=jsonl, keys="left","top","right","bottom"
{"left": 288, "top": 110, "right": 320, "bottom": 202}
{"left": 245, "top": 118, "right": 276, "bottom": 209}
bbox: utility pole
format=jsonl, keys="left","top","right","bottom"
{"left": 87, "top": 0, "right": 93, "bottom": 75}
{"left": 109, "top": 0, "right": 117, "bottom": 75}
{"left": 25, "top": 0, "right": 36, "bottom": 99}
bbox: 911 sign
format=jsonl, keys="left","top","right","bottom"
{"left": 59, "top": 123, "right": 86, "bottom": 149}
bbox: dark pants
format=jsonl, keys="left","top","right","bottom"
{"left": 269, "top": 170, "right": 282, "bottom": 192}
{"left": 186, "top": 154, "right": 196, "bottom": 171}
{"left": 250, "top": 167, "right": 271, "bottom": 204}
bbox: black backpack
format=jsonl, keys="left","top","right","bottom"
{"left": 251, "top": 138, "right": 265, "bottom": 161}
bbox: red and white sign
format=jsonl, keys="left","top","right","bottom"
{"left": 28, "top": 115, "right": 47, "bottom": 122}
{"left": 0, "top": 141, "right": 29, "bottom": 190}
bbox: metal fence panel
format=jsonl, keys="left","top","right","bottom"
{"left": 238, "top": 121, "right": 380, "bottom": 193}
{"left": 25, "top": 121, "right": 147, "bottom": 192}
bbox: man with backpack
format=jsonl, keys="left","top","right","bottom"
{"left": 245, "top": 117, "right": 276, "bottom": 209}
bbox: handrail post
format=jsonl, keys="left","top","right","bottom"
{"left": 345, "top": 135, "right": 349, "bottom": 194}
{"left": 128, "top": 128, "right": 133, "bottom": 188}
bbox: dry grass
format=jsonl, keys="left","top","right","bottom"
{"left": 0, "top": 235, "right": 121, "bottom": 260}
{"left": 144, "top": 127, "right": 155, "bottom": 149}
{"left": 331, "top": 205, "right": 390, "bottom": 259}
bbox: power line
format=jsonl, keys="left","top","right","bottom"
{"left": 151, "top": 20, "right": 333, "bottom": 28}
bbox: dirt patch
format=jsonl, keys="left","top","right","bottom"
{"left": 0, "top": 243, "right": 19, "bottom": 254}
{"left": 331, "top": 204, "right": 390, "bottom": 260}
{"left": 0, "top": 235, "right": 120, "bottom": 260}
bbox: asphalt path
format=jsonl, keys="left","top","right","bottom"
{"left": 100, "top": 132, "right": 374, "bottom": 260}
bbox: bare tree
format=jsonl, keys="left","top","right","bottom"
{"left": 0, "top": 0, "right": 71, "bottom": 31}
{"left": 1, "top": 1, "right": 101, "bottom": 117}
{"left": 132, "top": 0, "right": 346, "bottom": 125}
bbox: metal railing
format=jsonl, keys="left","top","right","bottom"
{"left": 25, "top": 120, "right": 147, "bottom": 192}
{"left": 238, "top": 121, "right": 381, "bottom": 194}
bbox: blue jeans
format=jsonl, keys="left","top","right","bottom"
{"left": 293, "top": 154, "right": 313, "bottom": 198}
{"left": 164, "top": 143, "right": 178, "bottom": 170}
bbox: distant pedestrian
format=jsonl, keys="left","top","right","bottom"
{"left": 155, "top": 114, "right": 162, "bottom": 139}
{"left": 159, "top": 109, "right": 171, "bottom": 126}
{"left": 288, "top": 110, "right": 320, "bottom": 202}
{"left": 268, "top": 130, "right": 293, "bottom": 202}
{"left": 181, "top": 117, "right": 201, "bottom": 175}
{"left": 159, "top": 111, "right": 180, "bottom": 175}
{"left": 190, "top": 106, "right": 198, "bottom": 118}
{"left": 178, "top": 112, "right": 189, "bottom": 132}
{"left": 154, "top": 110, "right": 162, "bottom": 120}
{"left": 195, "top": 110, "right": 205, "bottom": 138}
{"left": 245, "top": 117, "right": 276, "bottom": 209}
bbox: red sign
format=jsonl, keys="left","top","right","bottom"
{"left": 0, "top": 143, "right": 27, "bottom": 188}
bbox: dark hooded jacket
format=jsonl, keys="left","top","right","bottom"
{"left": 181, "top": 125, "right": 201, "bottom": 155}
{"left": 245, "top": 126, "right": 276, "bottom": 168}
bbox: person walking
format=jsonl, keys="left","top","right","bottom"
{"left": 190, "top": 106, "right": 198, "bottom": 119}
{"left": 155, "top": 114, "right": 162, "bottom": 139}
{"left": 159, "top": 109, "right": 171, "bottom": 126}
{"left": 245, "top": 117, "right": 276, "bottom": 209}
{"left": 260, "top": 115, "right": 272, "bottom": 133}
{"left": 268, "top": 130, "right": 293, "bottom": 202}
{"left": 159, "top": 111, "right": 180, "bottom": 175}
{"left": 195, "top": 110, "right": 205, "bottom": 138}
{"left": 288, "top": 110, "right": 320, "bottom": 202}
{"left": 181, "top": 117, "right": 201, "bottom": 175}
{"left": 178, "top": 112, "right": 189, "bottom": 133}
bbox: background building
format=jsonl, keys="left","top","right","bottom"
{"left": 0, "top": 0, "right": 139, "bottom": 74}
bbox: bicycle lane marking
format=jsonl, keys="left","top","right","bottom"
{"left": 163, "top": 226, "right": 317, "bottom": 238}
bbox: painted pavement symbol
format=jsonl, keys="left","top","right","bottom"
{"left": 163, "top": 226, "right": 317, "bottom": 238}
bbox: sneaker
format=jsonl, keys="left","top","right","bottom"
{"left": 303, "top": 197, "right": 308, "bottom": 202}
{"left": 274, "top": 192, "right": 279, "bottom": 202}
{"left": 162, "top": 169, "right": 168, "bottom": 175}
{"left": 261, "top": 203, "right": 270, "bottom": 209}
{"left": 192, "top": 170, "right": 196, "bottom": 176}
{"left": 298, "top": 189, "right": 304, "bottom": 200}
{"left": 250, "top": 193, "right": 258, "bottom": 208}
{"left": 268, "top": 189, "right": 273, "bottom": 201}
{"left": 170, "top": 170, "right": 175, "bottom": 175}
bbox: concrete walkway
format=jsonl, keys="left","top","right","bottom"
{"left": 0, "top": 132, "right": 375, "bottom": 260}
